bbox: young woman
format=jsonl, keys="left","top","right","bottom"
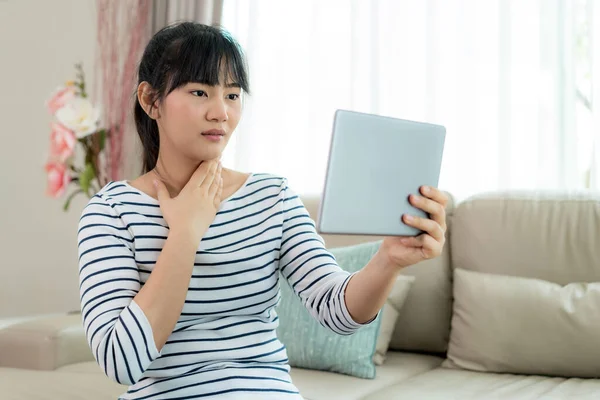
{"left": 77, "top": 22, "right": 448, "bottom": 400}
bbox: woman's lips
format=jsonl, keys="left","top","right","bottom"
{"left": 201, "top": 129, "right": 225, "bottom": 142}
{"left": 201, "top": 134, "right": 223, "bottom": 142}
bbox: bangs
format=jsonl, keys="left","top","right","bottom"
{"left": 163, "top": 28, "right": 250, "bottom": 94}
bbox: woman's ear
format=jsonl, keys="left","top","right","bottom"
{"left": 137, "top": 82, "right": 159, "bottom": 119}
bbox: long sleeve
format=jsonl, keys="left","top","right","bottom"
{"left": 77, "top": 195, "right": 161, "bottom": 386}
{"left": 277, "top": 180, "right": 375, "bottom": 335}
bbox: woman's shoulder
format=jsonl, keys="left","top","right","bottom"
{"left": 220, "top": 172, "right": 291, "bottom": 206}
{"left": 79, "top": 180, "right": 155, "bottom": 216}
{"left": 243, "top": 172, "right": 295, "bottom": 198}
{"left": 246, "top": 172, "right": 287, "bottom": 186}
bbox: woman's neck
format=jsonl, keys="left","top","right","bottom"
{"left": 153, "top": 153, "right": 206, "bottom": 197}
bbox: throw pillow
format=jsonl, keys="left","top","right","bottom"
{"left": 444, "top": 268, "right": 600, "bottom": 378}
{"left": 373, "top": 274, "right": 415, "bottom": 365}
{"left": 276, "top": 241, "right": 415, "bottom": 378}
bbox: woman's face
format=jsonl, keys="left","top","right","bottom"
{"left": 156, "top": 80, "right": 242, "bottom": 162}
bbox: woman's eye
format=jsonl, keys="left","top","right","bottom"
{"left": 228, "top": 94, "right": 240, "bottom": 101}
{"left": 191, "top": 90, "right": 207, "bottom": 97}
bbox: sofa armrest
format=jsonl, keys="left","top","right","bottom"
{"left": 0, "top": 313, "right": 94, "bottom": 370}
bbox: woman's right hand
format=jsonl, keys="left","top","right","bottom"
{"left": 153, "top": 160, "right": 223, "bottom": 242}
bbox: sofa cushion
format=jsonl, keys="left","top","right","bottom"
{"left": 451, "top": 191, "right": 600, "bottom": 283}
{"left": 57, "top": 361, "right": 109, "bottom": 374}
{"left": 289, "top": 351, "right": 444, "bottom": 400}
{"left": 302, "top": 194, "right": 455, "bottom": 355}
{"left": 0, "top": 314, "right": 93, "bottom": 370}
{"left": 373, "top": 275, "right": 415, "bottom": 365}
{"left": 0, "top": 314, "right": 64, "bottom": 330}
{"left": 388, "top": 238, "right": 452, "bottom": 354}
{"left": 0, "top": 366, "right": 125, "bottom": 400}
{"left": 59, "top": 354, "right": 443, "bottom": 400}
{"left": 444, "top": 268, "right": 600, "bottom": 378}
{"left": 363, "top": 368, "right": 600, "bottom": 400}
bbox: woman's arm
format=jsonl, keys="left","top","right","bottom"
{"left": 344, "top": 186, "right": 449, "bottom": 323}
{"left": 278, "top": 181, "right": 368, "bottom": 335}
{"left": 78, "top": 161, "right": 222, "bottom": 386}
{"left": 78, "top": 198, "right": 165, "bottom": 386}
{"left": 137, "top": 160, "right": 222, "bottom": 351}
{"left": 133, "top": 227, "right": 199, "bottom": 351}
{"left": 278, "top": 180, "right": 447, "bottom": 333}
{"left": 78, "top": 201, "right": 203, "bottom": 385}
{"left": 343, "top": 250, "right": 399, "bottom": 324}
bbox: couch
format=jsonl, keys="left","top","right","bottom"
{"left": 1, "top": 191, "right": 600, "bottom": 399}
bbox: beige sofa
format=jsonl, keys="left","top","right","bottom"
{"left": 2, "top": 191, "right": 600, "bottom": 399}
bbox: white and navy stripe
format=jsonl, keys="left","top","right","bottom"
{"left": 77, "top": 173, "right": 369, "bottom": 399}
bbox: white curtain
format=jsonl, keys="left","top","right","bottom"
{"left": 152, "top": 0, "right": 223, "bottom": 32}
{"left": 591, "top": 0, "right": 600, "bottom": 190}
{"left": 220, "top": 0, "right": 593, "bottom": 200}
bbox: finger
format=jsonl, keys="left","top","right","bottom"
{"left": 153, "top": 179, "right": 170, "bottom": 203}
{"left": 214, "top": 176, "right": 224, "bottom": 208}
{"left": 200, "top": 161, "right": 220, "bottom": 191}
{"left": 399, "top": 235, "right": 425, "bottom": 247}
{"left": 420, "top": 186, "right": 448, "bottom": 208}
{"left": 420, "top": 234, "right": 442, "bottom": 259}
{"left": 184, "top": 160, "right": 217, "bottom": 191}
{"left": 208, "top": 165, "right": 222, "bottom": 197}
{"left": 409, "top": 194, "right": 446, "bottom": 231}
{"left": 403, "top": 214, "right": 445, "bottom": 242}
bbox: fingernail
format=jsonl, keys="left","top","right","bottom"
{"left": 422, "top": 186, "right": 430, "bottom": 193}
{"left": 405, "top": 215, "right": 413, "bottom": 221}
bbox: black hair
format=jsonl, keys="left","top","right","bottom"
{"left": 134, "top": 22, "right": 250, "bottom": 173}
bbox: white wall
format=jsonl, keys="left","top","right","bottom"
{"left": 0, "top": 0, "right": 97, "bottom": 317}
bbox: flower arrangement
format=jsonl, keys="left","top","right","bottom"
{"left": 45, "top": 64, "right": 110, "bottom": 211}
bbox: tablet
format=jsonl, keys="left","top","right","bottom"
{"left": 317, "top": 109, "right": 446, "bottom": 237}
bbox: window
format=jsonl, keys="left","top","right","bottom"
{"left": 221, "top": 1, "right": 596, "bottom": 197}
{"left": 574, "top": 0, "right": 594, "bottom": 188}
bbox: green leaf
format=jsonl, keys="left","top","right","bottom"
{"left": 79, "top": 163, "right": 95, "bottom": 194}
{"left": 85, "top": 142, "right": 93, "bottom": 165}
{"left": 63, "top": 189, "right": 84, "bottom": 211}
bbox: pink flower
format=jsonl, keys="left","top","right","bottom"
{"left": 45, "top": 161, "right": 71, "bottom": 198}
{"left": 46, "top": 85, "right": 76, "bottom": 115}
{"left": 50, "top": 122, "right": 76, "bottom": 162}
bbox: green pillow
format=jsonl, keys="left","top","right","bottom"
{"left": 276, "top": 241, "right": 384, "bottom": 379}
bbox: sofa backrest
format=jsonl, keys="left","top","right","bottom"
{"left": 450, "top": 191, "right": 600, "bottom": 283}
{"left": 443, "top": 191, "right": 600, "bottom": 377}
{"left": 301, "top": 195, "right": 455, "bottom": 355}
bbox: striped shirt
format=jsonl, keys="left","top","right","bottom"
{"left": 77, "top": 173, "right": 371, "bottom": 399}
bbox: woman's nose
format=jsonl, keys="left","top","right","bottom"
{"left": 206, "top": 98, "right": 228, "bottom": 122}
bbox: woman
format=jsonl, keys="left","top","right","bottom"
{"left": 77, "top": 22, "right": 448, "bottom": 400}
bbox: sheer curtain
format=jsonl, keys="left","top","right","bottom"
{"left": 221, "top": 0, "right": 591, "bottom": 200}
{"left": 95, "top": 0, "right": 151, "bottom": 181}
{"left": 591, "top": 0, "right": 600, "bottom": 190}
{"left": 151, "top": 0, "right": 223, "bottom": 33}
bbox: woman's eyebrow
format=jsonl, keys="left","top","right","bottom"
{"left": 188, "top": 81, "right": 240, "bottom": 88}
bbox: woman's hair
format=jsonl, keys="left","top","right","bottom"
{"left": 134, "top": 22, "right": 250, "bottom": 173}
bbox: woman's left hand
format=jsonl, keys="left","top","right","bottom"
{"left": 380, "top": 186, "right": 449, "bottom": 270}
